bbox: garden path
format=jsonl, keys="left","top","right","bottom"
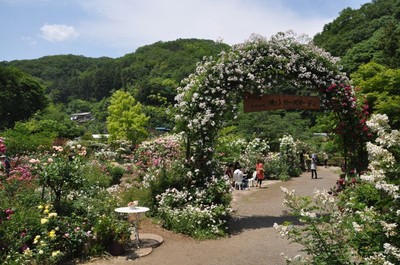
{"left": 83, "top": 166, "right": 340, "bottom": 265}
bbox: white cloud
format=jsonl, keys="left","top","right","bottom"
{"left": 40, "top": 23, "right": 79, "bottom": 42}
{"left": 77, "top": 0, "right": 331, "bottom": 50}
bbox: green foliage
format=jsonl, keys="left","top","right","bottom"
{"left": 107, "top": 90, "right": 149, "bottom": 144}
{"left": 352, "top": 61, "right": 400, "bottom": 129}
{"left": 214, "top": 126, "right": 246, "bottom": 164}
{"left": 142, "top": 104, "right": 174, "bottom": 133}
{"left": 92, "top": 215, "right": 130, "bottom": 245}
{"left": 0, "top": 65, "right": 48, "bottom": 130}
{"left": 106, "top": 164, "right": 125, "bottom": 185}
{"left": 232, "top": 110, "right": 314, "bottom": 152}
{"left": 29, "top": 103, "right": 85, "bottom": 138}
{"left": 2, "top": 122, "right": 55, "bottom": 156}
{"left": 81, "top": 162, "right": 112, "bottom": 188}
{"left": 119, "top": 39, "right": 230, "bottom": 105}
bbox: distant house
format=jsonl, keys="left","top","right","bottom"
{"left": 70, "top": 112, "right": 94, "bottom": 123}
{"left": 92, "top": 134, "right": 110, "bottom": 139}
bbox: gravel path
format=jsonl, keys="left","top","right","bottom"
{"left": 84, "top": 166, "right": 339, "bottom": 265}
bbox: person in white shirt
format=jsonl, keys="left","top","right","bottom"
{"left": 233, "top": 164, "right": 248, "bottom": 190}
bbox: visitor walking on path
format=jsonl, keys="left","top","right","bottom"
{"left": 311, "top": 153, "right": 318, "bottom": 179}
{"left": 255, "top": 160, "right": 264, "bottom": 188}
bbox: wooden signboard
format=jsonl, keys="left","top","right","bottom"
{"left": 243, "top": 93, "right": 320, "bottom": 112}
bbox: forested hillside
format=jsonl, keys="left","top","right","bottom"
{"left": 313, "top": 0, "right": 400, "bottom": 128}
{"left": 3, "top": 39, "right": 230, "bottom": 105}
{"left": 313, "top": 0, "right": 400, "bottom": 72}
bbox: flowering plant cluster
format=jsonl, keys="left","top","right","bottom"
{"left": 156, "top": 178, "right": 231, "bottom": 239}
{"left": 239, "top": 137, "right": 270, "bottom": 170}
{"left": 274, "top": 114, "right": 399, "bottom": 264}
{"left": 1, "top": 205, "right": 63, "bottom": 265}
{"left": 7, "top": 164, "right": 34, "bottom": 181}
{"left": 32, "top": 144, "right": 87, "bottom": 207}
{"left": 128, "top": 134, "right": 183, "bottom": 189}
{"left": 279, "top": 135, "right": 301, "bottom": 178}
{"left": 135, "top": 134, "right": 183, "bottom": 169}
{"left": 323, "top": 83, "right": 371, "bottom": 176}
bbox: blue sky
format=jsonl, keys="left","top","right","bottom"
{"left": 0, "top": 0, "right": 370, "bottom": 61}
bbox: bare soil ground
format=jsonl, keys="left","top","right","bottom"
{"left": 82, "top": 167, "right": 339, "bottom": 265}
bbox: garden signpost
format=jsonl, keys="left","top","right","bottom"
{"left": 243, "top": 93, "right": 320, "bottom": 112}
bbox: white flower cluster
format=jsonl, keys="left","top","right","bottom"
{"left": 367, "top": 114, "right": 400, "bottom": 148}
{"left": 313, "top": 189, "right": 335, "bottom": 205}
{"left": 239, "top": 137, "right": 270, "bottom": 169}
{"left": 384, "top": 243, "right": 400, "bottom": 261}
{"left": 279, "top": 135, "right": 298, "bottom": 160}
{"left": 155, "top": 183, "right": 230, "bottom": 236}
{"left": 361, "top": 114, "right": 399, "bottom": 198}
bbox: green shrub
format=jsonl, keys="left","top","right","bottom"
{"left": 107, "top": 164, "right": 125, "bottom": 185}
{"left": 3, "top": 123, "right": 55, "bottom": 156}
{"left": 93, "top": 215, "right": 131, "bottom": 248}
{"left": 82, "top": 162, "right": 111, "bottom": 188}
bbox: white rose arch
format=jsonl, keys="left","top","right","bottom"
{"left": 175, "top": 32, "right": 349, "bottom": 183}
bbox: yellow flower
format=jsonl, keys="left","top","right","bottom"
{"left": 45, "top": 205, "right": 50, "bottom": 210}
{"left": 23, "top": 248, "right": 32, "bottom": 255}
{"left": 48, "top": 230, "right": 56, "bottom": 239}
{"left": 40, "top": 218, "right": 49, "bottom": 224}
{"left": 33, "top": 235, "right": 41, "bottom": 244}
{"left": 51, "top": 250, "right": 61, "bottom": 257}
{"left": 38, "top": 205, "right": 44, "bottom": 209}
{"left": 38, "top": 249, "right": 44, "bottom": 255}
{"left": 48, "top": 212, "right": 58, "bottom": 218}
{"left": 44, "top": 209, "right": 49, "bottom": 214}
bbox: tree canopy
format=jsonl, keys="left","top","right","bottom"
{"left": 107, "top": 90, "right": 148, "bottom": 144}
{"left": 0, "top": 65, "right": 47, "bottom": 130}
{"left": 314, "top": 0, "right": 400, "bottom": 72}
{"left": 352, "top": 61, "right": 400, "bottom": 128}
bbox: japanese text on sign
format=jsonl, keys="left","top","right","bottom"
{"left": 243, "top": 93, "right": 320, "bottom": 112}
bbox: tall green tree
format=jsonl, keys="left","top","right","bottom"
{"left": 0, "top": 66, "right": 47, "bottom": 130}
{"left": 106, "top": 90, "right": 148, "bottom": 144}
{"left": 352, "top": 61, "right": 400, "bottom": 129}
